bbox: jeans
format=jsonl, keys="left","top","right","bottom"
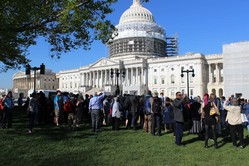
{"left": 91, "top": 109, "right": 100, "bottom": 132}
{"left": 152, "top": 113, "right": 161, "bottom": 136}
{"left": 175, "top": 121, "right": 184, "bottom": 145}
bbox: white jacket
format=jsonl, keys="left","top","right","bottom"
{"left": 224, "top": 104, "right": 242, "bottom": 125}
{"left": 112, "top": 101, "right": 121, "bottom": 118}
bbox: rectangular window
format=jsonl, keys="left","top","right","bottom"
{"left": 190, "top": 89, "right": 194, "bottom": 96}
{"left": 154, "top": 79, "right": 157, "bottom": 84}
{"left": 161, "top": 79, "right": 165, "bottom": 84}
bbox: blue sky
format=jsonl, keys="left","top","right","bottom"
{"left": 1, "top": 0, "right": 249, "bottom": 89}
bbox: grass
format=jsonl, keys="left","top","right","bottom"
{"left": 0, "top": 110, "right": 249, "bottom": 166}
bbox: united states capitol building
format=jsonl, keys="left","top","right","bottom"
{"left": 12, "top": 0, "right": 249, "bottom": 99}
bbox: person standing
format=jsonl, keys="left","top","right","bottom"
{"left": 243, "top": 100, "right": 249, "bottom": 135}
{"left": 220, "top": 96, "right": 227, "bottom": 129}
{"left": 189, "top": 97, "right": 202, "bottom": 136}
{"left": 28, "top": 92, "right": 38, "bottom": 134}
{"left": 88, "top": 91, "right": 105, "bottom": 132}
{"left": 2, "top": 91, "right": 14, "bottom": 129}
{"left": 130, "top": 95, "right": 138, "bottom": 130}
{"left": 143, "top": 90, "right": 152, "bottom": 133}
{"left": 103, "top": 97, "right": 111, "bottom": 126}
{"left": 111, "top": 96, "right": 121, "bottom": 130}
{"left": 202, "top": 93, "right": 219, "bottom": 148}
{"left": 151, "top": 92, "right": 162, "bottom": 136}
{"left": 225, "top": 98, "right": 245, "bottom": 148}
{"left": 53, "top": 90, "right": 62, "bottom": 126}
{"left": 76, "top": 96, "right": 84, "bottom": 127}
{"left": 0, "top": 95, "right": 6, "bottom": 124}
{"left": 172, "top": 92, "right": 187, "bottom": 146}
{"left": 18, "top": 93, "right": 24, "bottom": 112}
{"left": 163, "top": 97, "right": 174, "bottom": 133}
{"left": 68, "top": 95, "right": 77, "bottom": 130}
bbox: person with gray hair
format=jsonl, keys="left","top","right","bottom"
{"left": 111, "top": 96, "right": 121, "bottom": 130}
{"left": 88, "top": 90, "right": 106, "bottom": 132}
{"left": 224, "top": 97, "right": 245, "bottom": 148}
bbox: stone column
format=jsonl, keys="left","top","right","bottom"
{"left": 216, "top": 63, "right": 220, "bottom": 83}
{"left": 125, "top": 68, "right": 128, "bottom": 85}
{"left": 131, "top": 68, "right": 134, "bottom": 85}
{"left": 141, "top": 67, "right": 144, "bottom": 85}
{"left": 90, "top": 72, "right": 93, "bottom": 87}
{"left": 136, "top": 67, "right": 139, "bottom": 84}
{"left": 83, "top": 73, "right": 85, "bottom": 86}
{"left": 96, "top": 70, "right": 99, "bottom": 87}
{"left": 86, "top": 73, "right": 88, "bottom": 87}
{"left": 209, "top": 64, "right": 213, "bottom": 83}
{"left": 104, "top": 70, "right": 107, "bottom": 85}
{"left": 99, "top": 70, "right": 102, "bottom": 87}
{"left": 81, "top": 73, "right": 84, "bottom": 87}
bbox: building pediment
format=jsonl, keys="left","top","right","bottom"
{"left": 90, "top": 58, "right": 118, "bottom": 68}
{"left": 13, "top": 71, "right": 25, "bottom": 78}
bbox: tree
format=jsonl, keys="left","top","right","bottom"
{"left": 0, "top": 0, "right": 149, "bottom": 72}
{"left": 0, "top": 0, "right": 119, "bottom": 72}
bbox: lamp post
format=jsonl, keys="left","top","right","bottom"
{"left": 110, "top": 68, "right": 125, "bottom": 95}
{"left": 26, "top": 63, "right": 45, "bottom": 93}
{"left": 181, "top": 69, "right": 195, "bottom": 97}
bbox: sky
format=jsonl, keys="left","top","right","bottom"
{"left": 1, "top": 0, "right": 249, "bottom": 89}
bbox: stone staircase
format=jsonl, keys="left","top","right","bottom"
{"left": 85, "top": 87, "right": 103, "bottom": 96}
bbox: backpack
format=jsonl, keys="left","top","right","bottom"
{"left": 144, "top": 96, "right": 152, "bottom": 114}
{"left": 152, "top": 97, "right": 161, "bottom": 114}
{"left": 63, "top": 100, "right": 72, "bottom": 112}
{"left": 0, "top": 99, "right": 4, "bottom": 110}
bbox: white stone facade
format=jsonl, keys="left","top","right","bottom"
{"left": 12, "top": 69, "right": 58, "bottom": 98}
{"left": 57, "top": 52, "right": 224, "bottom": 98}
{"left": 57, "top": 0, "right": 225, "bottom": 98}
{"left": 223, "top": 41, "right": 249, "bottom": 99}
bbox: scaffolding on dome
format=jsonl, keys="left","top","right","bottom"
{"left": 166, "top": 34, "right": 178, "bottom": 56}
{"left": 116, "top": 22, "right": 166, "bottom": 40}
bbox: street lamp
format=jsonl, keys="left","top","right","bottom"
{"left": 181, "top": 68, "right": 195, "bottom": 97}
{"left": 26, "top": 63, "right": 45, "bottom": 93}
{"left": 110, "top": 68, "right": 125, "bottom": 95}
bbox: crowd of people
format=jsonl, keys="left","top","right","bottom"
{"left": 0, "top": 89, "right": 249, "bottom": 149}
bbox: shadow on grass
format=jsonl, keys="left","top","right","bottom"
{"left": 1, "top": 110, "right": 101, "bottom": 141}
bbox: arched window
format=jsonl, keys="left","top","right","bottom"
{"left": 171, "top": 75, "right": 175, "bottom": 84}
{"left": 219, "top": 89, "right": 223, "bottom": 97}
{"left": 154, "top": 79, "right": 157, "bottom": 84}
{"left": 212, "top": 89, "right": 216, "bottom": 95}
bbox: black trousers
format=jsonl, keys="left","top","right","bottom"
{"left": 2, "top": 108, "right": 13, "bottom": 128}
{"left": 112, "top": 117, "right": 119, "bottom": 130}
{"left": 205, "top": 125, "right": 217, "bottom": 146}
{"left": 229, "top": 124, "right": 245, "bottom": 146}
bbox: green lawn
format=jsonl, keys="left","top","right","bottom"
{"left": 0, "top": 110, "right": 248, "bottom": 166}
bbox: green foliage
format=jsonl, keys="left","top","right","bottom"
{"left": 0, "top": 0, "right": 118, "bottom": 72}
{"left": 0, "top": 110, "right": 248, "bottom": 166}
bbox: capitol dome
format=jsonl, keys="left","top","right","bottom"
{"left": 119, "top": 0, "right": 155, "bottom": 24}
{"left": 109, "top": 0, "right": 167, "bottom": 59}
